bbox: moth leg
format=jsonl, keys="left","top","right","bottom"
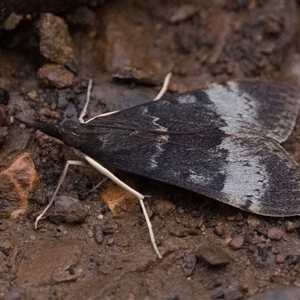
{"left": 153, "top": 72, "right": 172, "bottom": 101}
{"left": 88, "top": 177, "right": 108, "bottom": 194}
{"left": 83, "top": 154, "right": 162, "bottom": 259}
{"left": 34, "top": 160, "right": 88, "bottom": 229}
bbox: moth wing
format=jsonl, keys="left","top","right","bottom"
{"left": 88, "top": 80, "right": 300, "bottom": 143}
{"left": 205, "top": 80, "right": 300, "bottom": 143}
{"left": 79, "top": 125, "right": 300, "bottom": 216}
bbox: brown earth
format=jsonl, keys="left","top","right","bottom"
{"left": 1, "top": 1, "right": 300, "bottom": 299}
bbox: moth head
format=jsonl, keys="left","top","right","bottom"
{"left": 59, "top": 120, "right": 82, "bottom": 148}
{"left": 21, "top": 119, "right": 82, "bottom": 149}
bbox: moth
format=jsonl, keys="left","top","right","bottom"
{"left": 25, "top": 79, "right": 300, "bottom": 257}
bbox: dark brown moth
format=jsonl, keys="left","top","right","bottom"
{"left": 26, "top": 80, "right": 300, "bottom": 217}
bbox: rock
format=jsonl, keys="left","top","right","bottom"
{"left": 247, "top": 287, "right": 300, "bottom": 300}
{"left": 169, "top": 229, "right": 187, "bottom": 238}
{"left": 276, "top": 253, "right": 285, "bottom": 264}
{"left": 102, "top": 223, "right": 117, "bottom": 235}
{"left": 48, "top": 195, "right": 84, "bottom": 224}
{"left": 38, "top": 64, "right": 74, "bottom": 88}
{"left": 247, "top": 215, "right": 260, "bottom": 228}
{"left": 229, "top": 234, "right": 244, "bottom": 250}
{"left": 55, "top": 195, "right": 78, "bottom": 210}
{"left": 214, "top": 224, "right": 225, "bottom": 236}
{"left": 0, "top": 105, "right": 10, "bottom": 127}
{"left": 168, "top": 4, "right": 199, "bottom": 24}
{"left": 0, "top": 127, "right": 8, "bottom": 142}
{"left": 106, "top": 238, "right": 114, "bottom": 246}
{"left": 182, "top": 254, "right": 197, "bottom": 277}
{"left": 155, "top": 199, "right": 176, "bottom": 215}
{"left": 37, "top": 13, "right": 77, "bottom": 67}
{"left": 101, "top": 181, "right": 138, "bottom": 215}
{"left": 225, "top": 290, "right": 243, "bottom": 300}
{"left": 0, "top": 153, "right": 40, "bottom": 219}
{"left": 284, "top": 220, "right": 297, "bottom": 232}
{"left": 30, "top": 190, "right": 48, "bottom": 206}
{"left": 206, "top": 279, "right": 222, "bottom": 290}
{"left": 104, "top": 10, "right": 172, "bottom": 85}
{"left": 267, "top": 227, "right": 284, "bottom": 240}
{"left": 4, "top": 290, "right": 26, "bottom": 300}
{"left": 177, "top": 207, "right": 185, "bottom": 214}
{"left": 282, "top": 53, "right": 300, "bottom": 87}
{"left": 227, "top": 215, "right": 236, "bottom": 221}
{"left": 93, "top": 224, "right": 104, "bottom": 244}
{"left": 195, "top": 245, "right": 231, "bottom": 267}
{"left": 65, "top": 202, "right": 88, "bottom": 223}
{"left": 48, "top": 196, "right": 87, "bottom": 224}
{"left": 3, "top": 12, "right": 23, "bottom": 30}
{"left": 211, "top": 291, "right": 225, "bottom": 300}
{"left": 0, "top": 240, "right": 12, "bottom": 256}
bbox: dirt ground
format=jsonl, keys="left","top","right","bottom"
{"left": 2, "top": 0, "right": 300, "bottom": 299}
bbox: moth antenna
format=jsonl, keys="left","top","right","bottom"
{"left": 85, "top": 72, "right": 173, "bottom": 125}
{"left": 79, "top": 78, "right": 93, "bottom": 124}
{"left": 154, "top": 72, "right": 172, "bottom": 101}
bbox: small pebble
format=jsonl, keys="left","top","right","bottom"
{"left": 227, "top": 215, "right": 236, "bottom": 221}
{"left": 267, "top": 227, "right": 283, "bottom": 240}
{"left": 206, "top": 280, "right": 222, "bottom": 291}
{"left": 169, "top": 4, "right": 198, "bottom": 24}
{"left": 65, "top": 202, "right": 88, "bottom": 223}
{"left": 106, "top": 238, "right": 114, "bottom": 246}
{"left": 27, "top": 90, "right": 39, "bottom": 101}
{"left": 155, "top": 199, "right": 175, "bottom": 215}
{"left": 258, "top": 280, "right": 268, "bottom": 288}
{"left": 294, "top": 280, "right": 300, "bottom": 287}
{"left": 214, "top": 225, "right": 225, "bottom": 236}
{"left": 102, "top": 224, "right": 116, "bottom": 235}
{"left": 175, "top": 217, "right": 182, "bottom": 224}
{"left": 276, "top": 253, "right": 285, "bottom": 264}
{"left": 247, "top": 215, "right": 260, "bottom": 228}
{"left": 211, "top": 291, "right": 224, "bottom": 300}
{"left": 285, "top": 220, "right": 296, "bottom": 232}
{"left": 182, "top": 254, "right": 197, "bottom": 277}
{"left": 38, "top": 13, "right": 76, "bottom": 66}
{"left": 195, "top": 245, "right": 231, "bottom": 267}
{"left": 225, "top": 290, "right": 243, "bottom": 300}
{"left": 87, "top": 229, "right": 93, "bottom": 238}
{"left": 246, "top": 287, "right": 300, "bottom": 300}
{"left": 38, "top": 63, "right": 74, "bottom": 88}
{"left": 94, "top": 224, "right": 104, "bottom": 244}
{"left": 177, "top": 207, "right": 185, "bottom": 214}
{"left": 229, "top": 234, "right": 244, "bottom": 250}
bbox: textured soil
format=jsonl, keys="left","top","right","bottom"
{"left": 2, "top": 1, "right": 300, "bottom": 299}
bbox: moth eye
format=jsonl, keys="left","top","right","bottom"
{"left": 63, "top": 133, "right": 81, "bottom": 148}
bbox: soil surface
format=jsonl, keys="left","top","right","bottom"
{"left": 2, "top": 1, "right": 300, "bottom": 299}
